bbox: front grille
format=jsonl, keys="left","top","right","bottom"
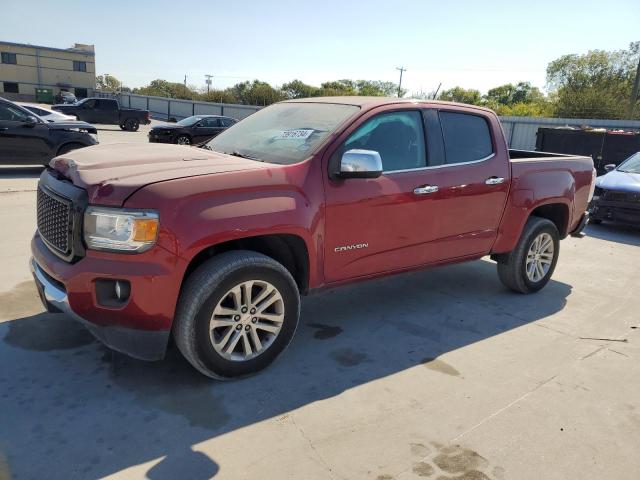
{"left": 37, "top": 187, "right": 72, "bottom": 254}
{"left": 603, "top": 190, "right": 640, "bottom": 203}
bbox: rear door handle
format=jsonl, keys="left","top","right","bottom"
{"left": 413, "top": 185, "right": 439, "bottom": 195}
{"left": 485, "top": 176, "right": 505, "bottom": 185}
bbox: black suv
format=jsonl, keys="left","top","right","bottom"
{"left": 148, "top": 115, "right": 237, "bottom": 145}
{"left": 0, "top": 97, "right": 98, "bottom": 165}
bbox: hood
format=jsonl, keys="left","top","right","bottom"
{"left": 49, "top": 143, "right": 270, "bottom": 205}
{"left": 596, "top": 169, "right": 640, "bottom": 193}
{"left": 46, "top": 120, "right": 97, "bottom": 133}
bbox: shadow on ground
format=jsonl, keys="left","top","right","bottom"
{"left": 0, "top": 259, "right": 571, "bottom": 479}
{"left": 584, "top": 223, "right": 640, "bottom": 247}
{"left": 0, "top": 166, "right": 44, "bottom": 179}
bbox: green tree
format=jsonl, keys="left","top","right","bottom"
{"left": 437, "top": 86, "right": 483, "bottom": 105}
{"left": 546, "top": 42, "right": 640, "bottom": 119}
{"left": 281, "top": 79, "right": 320, "bottom": 99}
{"left": 96, "top": 74, "right": 129, "bottom": 92}
{"left": 485, "top": 82, "right": 544, "bottom": 106}
{"left": 133, "top": 79, "right": 196, "bottom": 99}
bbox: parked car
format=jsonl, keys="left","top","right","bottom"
{"left": 30, "top": 97, "right": 594, "bottom": 379}
{"left": 149, "top": 115, "right": 237, "bottom": 145}
{"left": 54, "top": 91, "right": 77, "bottom": 104}
{"left": 18, "top": 103, "right": 76, "bottom": 123}
{"left": 0, "top": 97, "right": 97, "bottom": 165}
{"left": 52, "top": 97, "right": 150, "bottom": 131}
{"left": 589, "top": 152, "right": 640, "bottom": 226}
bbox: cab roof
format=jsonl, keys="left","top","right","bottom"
{"left": 283, "top": 96, "right": 495, "bottom": 114}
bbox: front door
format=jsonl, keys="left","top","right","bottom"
{"left": 323, "top": 108, "right": 443, "bottom": 282}
{"left": 0, "top": 102, "right": 50, "bottom": 164}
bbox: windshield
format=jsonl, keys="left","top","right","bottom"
{"left": 617, "top": 152, "right": 640, "bottom": 174}
{"left": 205, "top": 102, "right": 359, "bottom": 164}
{"left": 75, "top": 98, "right": 88, "bottom": 106}
{"left": 176, "top": 116, "right": 202, "bottom": 126}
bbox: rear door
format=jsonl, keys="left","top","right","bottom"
{"left": 95, "top": 99, "right": 119, "bottom": 123}
{"left": 429, "top": 109, "right": 510, "bottom": 258}
{"left": 192, "top": 117, "right": 222, "bottom": 142}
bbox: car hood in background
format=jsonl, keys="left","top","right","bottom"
{"left": 596, "top": 170, "right": 640, "bottom": 193}
{"left": 47, "top": 121, "right": 97, "bottom": 134}
{"left": 49, "top": 143, "right": 269, "bottom": 205}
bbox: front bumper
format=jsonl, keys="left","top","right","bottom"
{"left": 30, "top": 232, "right": 184, "bottom": 360}
{"left": 31, "top": 258, "right": 169, "bottom": 360}
{"left": 148, "top": 132, "right": 174, "bottom": 143}
{"left": 589, "top": 199, "right": 640, "bottom": 226}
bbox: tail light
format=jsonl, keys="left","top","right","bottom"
{"left": 588, "top": 168, "right": 597, "bottom": 202}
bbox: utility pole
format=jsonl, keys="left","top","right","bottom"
{"left": 396, "top": 67, "right": 406, "bottom": 97}
{"left": 432, "top": 82, "right": 442, "bottom": 100}
{"left": 628, "top": 54, "right": 640, "bottom": 119}
{"left": 184, "top": 75, "right": 187, "bottom": 88}
{"left": 205, "top": 74, "right": 213, "bottom": 94}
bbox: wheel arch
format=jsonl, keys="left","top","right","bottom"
{"left": 529, "top": 201, "right": 571, "bottom": 238}
{"left": 181, "top": 233, "right": 310, "bottom": 295}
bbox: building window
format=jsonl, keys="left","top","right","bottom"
{"left": 1, "top": 52, "right": 17, "bottom": 64}
{"left": 73, "top": 61, "right": 87, "bottom": 72}
{"left": 74, "top": 88, "right": 88, "bottom": 98}
{"left": 3, "top": 82, "right": 19, "bottom": 93}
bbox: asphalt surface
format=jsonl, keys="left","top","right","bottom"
{"left": 0, "top": 126, "right": 639, "bottom": 480}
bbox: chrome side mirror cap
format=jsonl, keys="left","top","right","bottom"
{"left": 338, "top": 149, "right": 383, "bottom": 179}
{"left": 604, "top": 164, "right": 616, "bottom": 172}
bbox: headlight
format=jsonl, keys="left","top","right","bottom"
{"left": 84, "top": 207, "right": 159, "bottom": 252}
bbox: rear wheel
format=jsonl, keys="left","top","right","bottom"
{"left": 124, "top": 118, "right": 139, "bottom": 131}
{"left": 497, "top": 217, "right": 560, "bottom": 293}
{"left": 173, "top": 251, "right": 300, "bottom": 380}
{"left": 176, "top": 135, "right": 191, "bottom": 145}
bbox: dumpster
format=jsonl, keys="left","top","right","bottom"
{"left": 35, "top": 88, "right": 54, "bottom": 104}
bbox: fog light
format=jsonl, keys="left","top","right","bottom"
{"left": 95, "top": 279, "right": 130, "bottom": 307}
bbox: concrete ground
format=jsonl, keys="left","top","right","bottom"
{"left": 0, "top": 126, "right": 639, "bottom": 480}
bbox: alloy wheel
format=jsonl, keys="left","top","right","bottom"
{"left": 209, "top": 280, "right": 285, "bottom": 361}
{"left": 525, "top": 232, "right": 554, "bottom": 282}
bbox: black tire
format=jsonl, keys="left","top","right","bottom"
{"left": 173, "top": 251, "right": 300, "bottom": 380}
{"left": 119, "top": 124, "right": 127, "bottom": 130}
{"left": 57, "top": 143, "right": 85, "bottom": 156}
{"left": 176, "top": 135, "right": 191, "bottom": 146}
{"left": 497, "top": 217, "right": 560, "bottom": 294}
{"left": 124, "top": 118, "right": 139, "bottom": 131}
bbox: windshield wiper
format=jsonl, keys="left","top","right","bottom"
{"left": 228, "top": 150, "right": 263, "bottom": 162}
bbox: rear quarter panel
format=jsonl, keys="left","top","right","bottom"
{"left": 492, "top": 155, "right": 594, "bottom": 253}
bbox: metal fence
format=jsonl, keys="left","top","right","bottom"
{"left": 500, "top": 116, "right": 640, "bottom": 150}
{"left": 95, "top": 92, "right": 640, "bottom": 149}
{"left": 96, "top": 92, "right": 261, "bottom": 121}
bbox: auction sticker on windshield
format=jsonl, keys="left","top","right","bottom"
{"left": 275, "top": 129, "right": 314, "bottom": 140}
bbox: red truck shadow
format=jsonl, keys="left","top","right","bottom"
{"left": 0, "top": 259, "right": 571, "bottom": 479}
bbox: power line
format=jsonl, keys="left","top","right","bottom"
{"left": 204, "top": 74, "right": 214, "bottom": 93}
{"left": 396, "top": 67, "right": 406, "bottom": 97}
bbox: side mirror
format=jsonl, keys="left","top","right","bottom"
{"left": 337, "top": 149, "right": 383, "bottom": 179}
{"left": 24, "top": 116, "right": 39, "bottom": 127}
{"left": 604, "top": 164, "right": 616, "bottom": 172}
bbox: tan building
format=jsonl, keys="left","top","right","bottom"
{"left": 0, "top": 41, "right": 96, "bottom": 102}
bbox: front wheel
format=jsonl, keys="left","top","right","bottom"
{"left": 497, "top": 217, "right": 560, "bottom": 294}
{"left": 173, "top": 251, "right": 300, "bottom": 380}
{"left": 176, "top": 135, "right": 191, "bottom": 145}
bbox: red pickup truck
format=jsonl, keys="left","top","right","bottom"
{"left": 31, "top": 97, "right": 595, "bottom": 379}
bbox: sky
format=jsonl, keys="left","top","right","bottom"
{"left": 2, "top": 0, "right": 639, "bottom": 95}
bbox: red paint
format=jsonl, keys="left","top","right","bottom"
{"left": 35, "top": 98, "right": 594, "bottom": 333}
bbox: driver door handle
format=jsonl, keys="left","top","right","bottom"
{"left": 413, "top": 185, "right": 439, "bottom": 195}
{"left": 485, "top": 176, "right": 505, "bottom": 185}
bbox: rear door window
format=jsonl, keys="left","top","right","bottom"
{"left": 439, "top": 111, "right": 493, "bottom": 164}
